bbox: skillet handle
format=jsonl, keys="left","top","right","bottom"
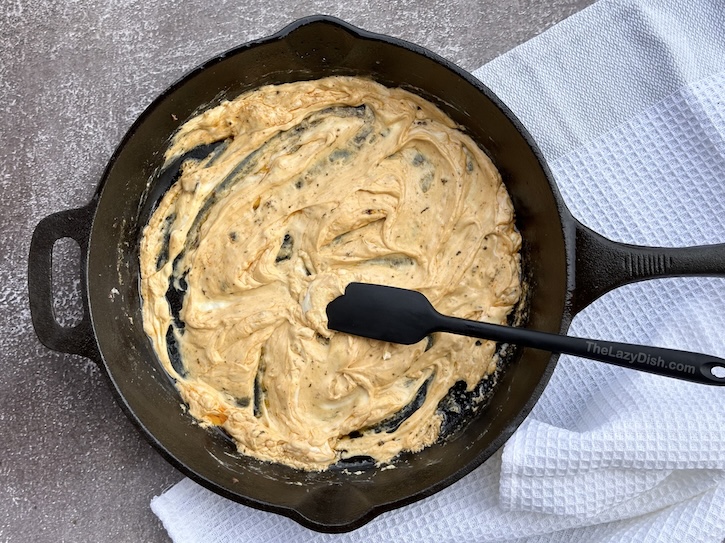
{"left": 28, "top": 203, "right": 100, "bottom": 362}
{"left": 572, "top": 220, "right": 725, "bottom": 314}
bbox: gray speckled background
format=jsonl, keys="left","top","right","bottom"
{"left": 1, "top": 1, "right": 593, "bottom": 541}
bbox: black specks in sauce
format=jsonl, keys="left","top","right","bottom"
{"left": 229, "top": 231, "right": 238, "bottom": 242}
{"left": 235, "top": 397, "right": 251, "bottom": 408}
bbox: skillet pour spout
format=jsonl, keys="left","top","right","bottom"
{"left": 28, "top": 15, "right": 725, "bottom": 532}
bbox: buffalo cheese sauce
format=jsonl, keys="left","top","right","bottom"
{"left": 139, "top": 76, "right": 521, "bottom": 470}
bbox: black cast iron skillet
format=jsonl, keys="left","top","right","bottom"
{"left": 28, "top": 16, "right": 725, "bottom": 533}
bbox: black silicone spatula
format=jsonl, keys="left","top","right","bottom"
{"left": 326, "top": 282, "right": 725, "bottom": 386}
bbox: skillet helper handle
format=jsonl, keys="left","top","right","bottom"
{"left": 572, "top": 222, "right": 725, "bottom": 314}
{"left": 434, "top": 315, "right": 725, "bottom": 386}
{"left": 28, "top": 203, "right": 100, "bottom": 361}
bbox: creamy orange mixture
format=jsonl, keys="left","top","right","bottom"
{"left": 140, "top": 76, "right": 521, "bottom": 470}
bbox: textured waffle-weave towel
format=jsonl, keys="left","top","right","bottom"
{"left": 151, "top": 0, "right": 725, "bottom": 541}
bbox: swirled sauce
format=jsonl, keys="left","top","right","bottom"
{"left": 140, "top": 76, "right": 521, "bottom": 470}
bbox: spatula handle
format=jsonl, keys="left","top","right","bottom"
{"left": 435, "top": 315, "right": 725, "bottom": 386}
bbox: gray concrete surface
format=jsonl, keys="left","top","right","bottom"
{"left": 0, "top": 1, "right": 593, "bottom": 541}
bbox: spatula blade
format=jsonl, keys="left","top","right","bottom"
{"left": 326, "top": 283, "right": 439, "bottom": 345}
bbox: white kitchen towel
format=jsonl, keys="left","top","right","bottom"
{"left": 151, "top": 0, "right": 725, "bottom": 541}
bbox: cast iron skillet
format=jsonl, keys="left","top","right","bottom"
{"left": 28, "top": 16, "right": 725, "bottom": 532}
